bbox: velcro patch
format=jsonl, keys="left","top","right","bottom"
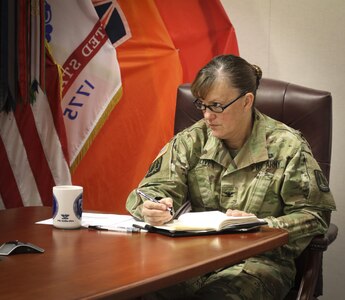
{"left": 314, "top": 170, "right": 330, "bottom": 192}
{"left": 145, "top": 156, "right": 162, "bottom": 178}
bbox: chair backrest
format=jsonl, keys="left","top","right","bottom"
{"left": 174, "top": 78, "right": 333, "bottom": 298}
{"left": 175, "top": 78, "right": 332, "bottom": 181}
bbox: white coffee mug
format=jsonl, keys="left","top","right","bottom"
{"left": 52, "top": 185, "right": 83, "bottom": 229}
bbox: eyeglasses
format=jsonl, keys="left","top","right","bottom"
{"left": 193, "top": 91, "right": 248, "bottom": 113}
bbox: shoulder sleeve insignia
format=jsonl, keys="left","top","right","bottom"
{"left": 145, "top": 156, "right": 163, "bottom": 178}
{"left": 314, "top": 170, "right": 330, "bottom": 192}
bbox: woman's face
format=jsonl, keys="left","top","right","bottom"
{"left": 201, "top": 79, "right": 252, "bottom": 143}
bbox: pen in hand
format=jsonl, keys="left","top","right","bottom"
{"left": 136, "top": 189, "right": 174, "bottom": 216}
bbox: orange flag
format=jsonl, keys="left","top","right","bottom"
{"left": 73, "top": 1, "right": 182, "bottom": 212}
{"left": 155, "top": 0, "right": 239, "bottom": 82}
{"left": 73, "top": 0, "right": 238, "bottom": 213}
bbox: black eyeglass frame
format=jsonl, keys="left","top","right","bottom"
{"left": 193, "top": 91, "right": 248, "bottom": 113}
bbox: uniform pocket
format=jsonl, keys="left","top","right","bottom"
{"left": 243, "top": 171, "right": 274, "bottom": 214}
{"left": 188, "top": 162, "right": 222, "bottom": 210}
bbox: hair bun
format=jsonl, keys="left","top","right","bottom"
{"left": 252, "top": 64, "right": 262, "bottom": 89}
{"left": 252, "top": 64, "right": 262, "bottom": 80}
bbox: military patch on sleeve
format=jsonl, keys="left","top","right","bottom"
{"left": 155, "top": 144, "right": 168, "bottom": 160}
{"left": 145, "top": 156, "right": 163, "bottom": 178}
{"left": 314, "top": 170, "right": 330, "bottom": 192}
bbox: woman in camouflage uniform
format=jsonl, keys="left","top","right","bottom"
{"left": 126, "top": 55, "right": 336, "bottom": 299}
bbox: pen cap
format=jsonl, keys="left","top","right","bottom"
{"left": 53, "top": 185, "right": 83, "bottom": 229}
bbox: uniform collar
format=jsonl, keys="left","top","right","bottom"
{"left": 200, "top": 109, "right": 269, "bottom": 170}
{"left": 201, "top": 132, "right": 232, "bottom": 168}
{"left": 234, "top": 109, "right": 269, "bottom": 170}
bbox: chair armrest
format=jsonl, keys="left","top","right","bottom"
{"left": 295, "top": 223, "right": 338, "bottom": 300}
{"left": 308, "top": 223, "right": 338, "bottom": 251}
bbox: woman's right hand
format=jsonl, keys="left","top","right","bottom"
{"left": 142, "top": 197, "right": 174, "bottom": 226}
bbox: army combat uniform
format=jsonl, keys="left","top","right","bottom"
{"left": 126, "top": 109, "right": 336, "bottom": 300}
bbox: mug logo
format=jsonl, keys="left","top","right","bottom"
{"left": 61, "top": 214, "right": 70, "bottom": 220}
{"left": 73, "top": 193, "right": 83, "bottom": 220}
{"left": 52, "top": 195, "right": 59, "bottom": 218}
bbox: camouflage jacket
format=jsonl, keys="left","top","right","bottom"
{"left": 126, "top": 109, "right": 336, "bottom": 285}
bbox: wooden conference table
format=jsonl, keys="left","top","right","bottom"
{"left": 0, "top": 207, "right": 288, "bottom": 300}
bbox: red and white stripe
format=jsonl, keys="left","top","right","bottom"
{"left": 0, "top": 110, "right": 42, "bottom": 208}
{"left": 1, "top": 0, "right": 127, "bottom": 209}
{"left": 0, "top": 86, "right": 71, "bottom": 209}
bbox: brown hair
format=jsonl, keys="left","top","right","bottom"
{"left": 191, "top": 55, "right": 262, "bottom": 100}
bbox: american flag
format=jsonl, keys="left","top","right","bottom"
{"left": 0, "top": 0, "right": 130, "bottom": 209}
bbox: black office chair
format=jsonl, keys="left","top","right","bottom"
{"left": 174, "top": 78, "right": 338, "bottom": 300}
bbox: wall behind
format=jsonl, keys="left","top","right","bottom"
{"left": 221, "top": 0, "right": 345, "bottom": 299}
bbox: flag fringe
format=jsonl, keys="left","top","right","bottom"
{"left": 70, "top": 86, "right": 123, "bottom": 173}
{"left": 45, "top": 41, "right": 64, "bottom": 101}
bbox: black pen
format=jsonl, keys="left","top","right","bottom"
{"left": 136, "top": 189, "right": 174, "bottom": 215}
{"left": 88, "top": 225, "right": 140, "bottom": 233}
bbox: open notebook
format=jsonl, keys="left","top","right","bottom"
{"left": 139, "top": 211, "right": 267, "bottom": 237}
